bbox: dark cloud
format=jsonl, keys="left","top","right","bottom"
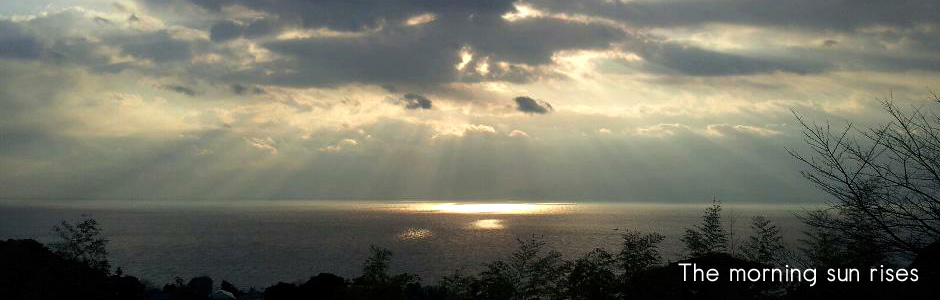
{"left": 631, "top": 40, "right": 829, "bottom": 76}
{"left": 257, "top": 31, "right": 461, "bottom": 87}
{"left": 242, "top": 19, "right": 278, "bottom": 38}
{"left": 0, "top": 18, "right": 111, "bottom": 66}
{"left": 401, "top": 93, "right": 432, "bottom": 109}
{"left": 231, "top": 84, "right": 265, "bottom": 95}
{"left": 162, "top": 84, "right": 197, "bottom": 96}
{"left": 209, "top": 20, "right": 243, "bottom": 42}
{"left": 144, "top": 0, "right": 940, "bottom": 87}
{"left": 93, "top": 16, "right": 112, "bottom": 25}
{"left": 6, "top": 0, "right": 936, "bottom": 96}
{"left": 119, "top": 31, "right": 193, "bottom": 62}
{"left": 166, "top": 0, "right": 517, "bottom": 31}
{"left": 0, "top": 21, "right": 44, "bottom": 59}
{"left": 147, "top": 0, "right": 623, "bottom": 89}
{"left": 238, "top": 16, "right": 622, "bottom": 88}
{"left": 514, "top": 96, "right": 553, "bottom": 114}
{"left": 532, "top": 0, "right": 940, "bottom": 31}
{"left": 465, "top": 17, "right": 624, "bottom": 65}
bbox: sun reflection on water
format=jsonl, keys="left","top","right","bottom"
{"left": 398, "top": 228, "right": 433, "bottom": 240}
{"left": 471, "top": 219, "right": 505, "bottom": 230}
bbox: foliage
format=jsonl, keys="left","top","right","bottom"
{"left": 432, "top": 270, "right": 477, "bottom": 300}
{"left": 618, "top": 230, "right": 666, "bottom": 278}
{"left": 477, "top": 237, "right": 569, "bottom": 300}
{"left": 799, "top": 209, "right": 890, "bottom": 268}
{"left": 683, "top": 198, "right": 729, "bottom": 257}
{"left": 0, "top": 239, "right": 138, "bottom": 300}
{"left": 349, "top": 245, "right": 420, "bottom": 300}
{"left": 220, "top": 280, "right": 245, "bottom": 297}
{"left": 739, "top": 216, "right": 787, "bottom": 265}
{"left": 49, "top": 216, "right": 111, "bottom": 273}
{"left": 565, "top": 248, "right": 618, "bottom": 300}
{"left": 790, "top": 93, "right": 940, "bottom": 256}
{"left": 359, "top": 245, "right": 394, "bottom": 284}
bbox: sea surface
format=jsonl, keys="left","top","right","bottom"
{"left": 0, "top": 200, "right": 815, "bottom": 289}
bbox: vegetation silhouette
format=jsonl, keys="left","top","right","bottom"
{"left": 789, "top": 92, "right": 940, "bottom": 257}
{"left": 49, "top": 216, "right": 111, "bottom": 273}
{"left": 2, "top": 200, "right": 939, "bottom": 300}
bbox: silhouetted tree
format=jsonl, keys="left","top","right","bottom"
{"left": 187, "top": 276, "right": 214, "bottom": 299}
{"left": 0, "top": 239, "right": 117, "bottom": 300}
{"left": 477, "top": 238, "right": 568, "bottom": 300}
{"left": 110, "top": 273, "right": 147, "bottom": 300}
{"left": 49, "top": 216, "right": 111, "bottom": 273}
{"left": 219, "top": 280, "right": 244, "bottom": 298}
{"left": 431, "top": 270, "right": 477, "bottom": 300}
{"left": 509, "top": 238, "right": 568, "bottom": 300}
{"left": 790, "top": 93, "right": 940, "bottom": 256}
{"left": 477, "top": 261, "right": 516, "bottom": 300}
{"left": 740, "top": 216, "right": 787, "bottom": 265}
{"left": 264, "top": 282, "right": 300, "bottom": 300}
{"left": 298, "top": 273, "right": 346, "bottom": 300}
{"left": 618, "top": 230, "right": 666, "bottom": 279}
{"left": 361, "top": 246, "right": 393, "bottom": 284}
{"left": 349, "top": 246, "right": 420, "bottom": 300}
{"left": 683, "top": 198, "right": 729, "bottom": 257}
{"left": 799, "top": 210, "right": 889, "bottom": 268}
{"left": 565, "top": 248, "right": 617, "bottom": 300}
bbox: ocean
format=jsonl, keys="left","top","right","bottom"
{"left": 0, "top": 200, "right": 814, "bottom": 289}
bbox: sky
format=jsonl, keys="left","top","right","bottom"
{"left": 1, "top": 0, "right": 939, "bottom": 202}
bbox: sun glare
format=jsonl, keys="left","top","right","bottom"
{"left": 399, "top": 202, "right": 572, "bottom": 214}
{"left": 431, "top": 203, "right": 536, "bottom": 213}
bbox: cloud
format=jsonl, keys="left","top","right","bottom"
{"left": 631, "top": 123, "right": 783, "bottom": 138}
{"left": 632, "top": 123, "right": 693, "bottom": 138}
{"left": 401, "top": 93, "right": 432, "bottom": 110}
{"left": 319, "top": 138, "right": 359, "bottom": 153}
{"left": 163, "top": 0, "right": 517, "bottom": 32}
{"left": 627, "top": 39, "right": 829, "bottom": 76}
{"left": 0, "top": 21, "right": 44, "bottom": 59}
{"left": 430, "top": 122, "right": 497, "bottom": 138}
{"left": 514, "top": 96, "right": 553, "bottom": 114}
{"left": 508, "top": 129, "right": 529, "bottom": 138}
{"left": 532, "top": 0, "right": 939, "bottom": 31}
{"left": 162, "top": 84, "right": 197, "bottom": 96}
{"left": 245, "top": 137, "right": 278, "bottom": 154}
{"left": 705, "top": 124, "right": 782, "bottom": 137}
{"left": 144, "top": 0, "right": 623, "bottom": 89}
{"left": 118, "top": 30, "right": 194, "bottom": 62}
{"left": 0, "top": 0, "right": 934, "bottom": 202}
{"left": 209, "top": 20, "right": 243, "bottom": 42}
{"left": 231, "top": 84, "right": 265, "bottom": 95}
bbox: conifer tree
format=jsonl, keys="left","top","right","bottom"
{"left": 682, "top": 198, "right": 728, "bottom": 257}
